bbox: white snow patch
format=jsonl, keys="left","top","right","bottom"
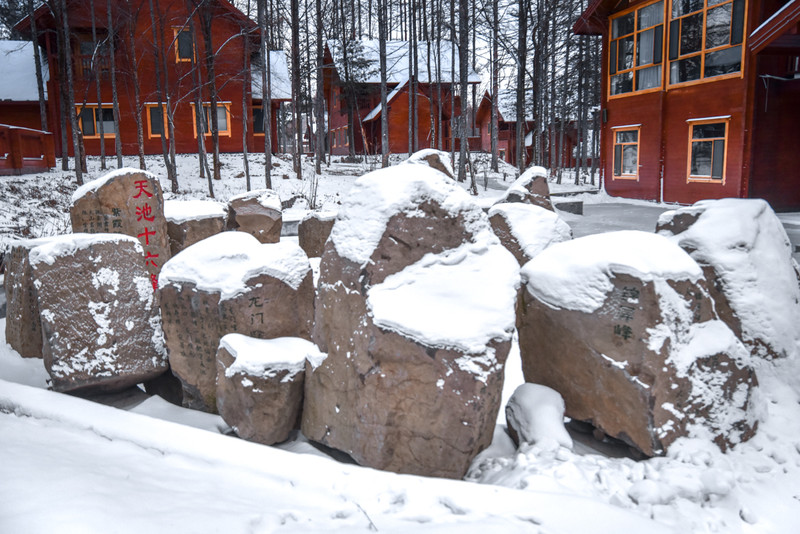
{"left": 28, "top": 233, "right": 142, "bottom": 266}
{"left": 91, "top": 267, "right": 120, "bottom": 295}
{"left": 228, "top": 188, "right": 282, "bottom": 212}
{"left": 72, "top": 168, "right": 157, "bottom": 204}
{"left": 221, "top": 334, "right": 324, "bottom": 382}
{"left": 505, "top": 383, "right": 573, "bottom": 451}
{"left": 403, "top": 149, "right": 455, "bottom": 177}
{"left": 488, "top": 202, "right": 572, "bottom": 259}
{"left": 164, "top": 199, "right": 227, "bottom": 223}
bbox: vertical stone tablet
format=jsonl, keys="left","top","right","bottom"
{"left": 70, "top": 168, "right": 171, "bottom": 292}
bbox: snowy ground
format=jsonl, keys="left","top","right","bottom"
{"left": 2, "top": 154, "right": 800, "bottom": 533}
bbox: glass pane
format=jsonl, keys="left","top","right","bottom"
{"left": 692, "top": 122, "right": 726, "bottom": 139}
{"left": 691, "top": 140, "right": 713, "bottom": 175}
{"left": 177, "top": 31, "right": 193, "bottom": 60}
{"left": 672, "top": 0, "right": 703, "bottom": 18}
{"left": 611, "top": 71, "right": 634, "bottom": 95}
{"left": 638, "top": 1, "right": 664, "bottom": 29}
{"left": 712, "top": 139, "right": 725, "bottom": 178}
{"left": 622, "top": 145, "right": 638, "bottom": 174}
{"left": 616, "top": 130, "right": 638, "bottom": 143}
{"left": 618, "top": 36, "right": 634, "bottom": 71}
{"left": 670, "top": 56, "right": 701, "bottom": 83}
{"left": 80, "top": 108, "right": 95, "bottom": 136}
{"left": 99, "top": 108, "right": 115, "bottom": 134}
{"left": 637, "top": 65, "right": 662, "bottom": 90}
{"left": 708, "top": 0, "right": 727, "bottom": 6}
{"left": 704, "top": 45, "right": 741, "bottom": 77}
{"left": 612, "top": 12, "right": 635, "bottom": 39}
{"left": 253, "top": 107, "right": 265, "bottom": 133}
{"left": 149, "top": 107, "right": 163, "bottom": 135}
{"left": 680, "top": 13, "right": 703, "bottom": 55}
{"left": 216, "top": 106, "right": 228, "bottom": 131}
{"left": 79, "top": 41, "right": 94, "bottom": 56}
{"left": 638, "top": 28, "right": 655, "bottom": 65}
{"left": 706, "top": 4, "right": 732, "bottom": 49}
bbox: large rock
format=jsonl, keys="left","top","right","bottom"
{"left": 3, "top": 237, "right": 56, "bottom": 358}
{"left": 496, "top": 166, "right": 553, "bottom": 211}
{"left": 164, "top": 199, "right": 228, "bottom": 255}
{"left": 70, "top": 168, "right": 171, "bottom": 292}
{"left": 227, "top": 189, "right": 282, "bottom": 243}
{"left": 518, "top": 230, "right": 758, "bottom": 456}
{"left": 298, "top": 211, "right": 336, "bottom": 258}
{"left": 28, "top": 233, "right": 168, "bottom": 393}
{"left": 488, "top": 202, "right": 572, "bottom": 265}
{"left": 216, "top": 334, "right": 325, "bottom": 445}
{"left": 657, "top": 198, "right": 800, "bottom": 360}
{"left": 159, "top": 232, "right": 313, "bottom": 413}
{"left": 302, "top": 160, "right": 520, "bottom": 479}
{"left": 404, "top": 149, "right": 455, "bottom": 179}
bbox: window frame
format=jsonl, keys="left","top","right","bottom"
{"left": 252, "top": 105, "right": 266, "bottom": 136}
{"left": 667, "top": 0, "right": 747, "bottom": 88}
{"left": 75, "top": 105, "right": 116, "bottom": 139}
{"left": 190, "top": 102, "right": 232, "bottom": 138}
{"left": 611, "top": 125, "right": 641, "bottom": 180}
{"left": 173, "top": 27, "right": 195, "bottom": 63}
{"left": 608, "top": 0, "right": 666, "bottom": 99}
{"left": 145, "top": 103, "right": 168, "bottom": 139}
{"left": 686, "top": 116, "right": 729, "bottom": 184}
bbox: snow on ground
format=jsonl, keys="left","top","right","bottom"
{"left": 2, "top": 155, "right": 800, "bottom": 532}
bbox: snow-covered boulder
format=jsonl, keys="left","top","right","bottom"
{"left": 159, "top": 233, "right": 314, "bottom": 413}
{"left": 227, "top": 189, "right": 282, "bottom": 244}
{"left": 403, "top": 149, "right": 455, "bottom": 179}
{"left": 657, "top": 198, "right": 800, "bottom": 360}
{"left": 518, "top": 230, "right": 758, "bottom": 456}
{"left": 496, "top": 165, "right": 553, "bottom": 211}
{"left": 28, "top": 233, "right": 168, "bottom": 393}
{"left": 216, "top": 334, "right": 325, "bottom": 445}
{"left": 4, "top": 237, "right": 58, "bottom": 358}
{"left": 505, "top": 383, "right": 572, "bottom": 451}
{"left": 303, "top": 164, "right": 520, "bottom": 479}
{"left": 70, "top": 168, "right": 171, "bottom": 290}
{"left": 164, "top": 199, "right": 228, "bottom": 255}
{"left": 298, "top": 210, "right": 336, "bottom": 258}
{"left": 488, "top": 202, "right": 572, "bottom": 266}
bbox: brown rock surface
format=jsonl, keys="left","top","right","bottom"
{"left": 216, "top": 334, "right": 323, "bottom": 445}
{"left": 228, "top": 189, "right": 282, "bottom": 243}
{"left": 302, "top": 165, "right": 519, "bottom": 478}
{"left": 3, "top": 237, "right": 57, "bottom": 358}
{"left": 404, "top": 149, "right": 455, "bottom": 179}
{"left": 488, "top": 202, "right": 571, "bottom": 266}
{"left": 298, "top": 211, "right": 336, "bottom": 258}
{"left": 496, "top": 165, "right": 553, "bottom": 211}
{"left": 28, "top": 233, "right": 168, "bottom": 393}
{"left": 164, "top": 199, "right": 228, "bottom": 255}
{"left": 70, "top": 168, "right": 171, "bottom": 292}
{"left": 518, "top": 230, "right": 758, "bottom": 456}
{"left": 159, "top": 233, "right": 313, "bottom": 412}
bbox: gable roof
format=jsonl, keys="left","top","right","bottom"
{"left": 749, "top": 0, "right": 800, "bottom": 54}
{"left": 251, "top": 51, "right": 292, "bottom": 101}
{"left": 362, "top": 79, "right": 408, "bottom": 122}
{"left": 0, "top": 40, "right": 48, "bottom": 102}
{"left": 326, "top": 39, "right": 481, "bottom": 85}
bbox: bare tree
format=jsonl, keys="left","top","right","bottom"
{"left": 107, "top": 0, "right": 123, "bottom": 167}
{"left": 27, "top": 0, "right": 47, "bottom": 132}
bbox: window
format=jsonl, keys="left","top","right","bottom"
{"left": 612, "top": 126, "right": 640, "bottom": 179}
{"left": 609, "top": 1, "right": 665, "bottom": 96}
{"left": 191, "top": 103, "right": 231, "bottom": 137}
{"left": 76, "top": 106, "right": 116, "bottom": 138}
{"left": 173, "top": 28, "right": 194, "bottom": 63}
{"left": 668, "top": 0, "right": 745, "bottom": 85}
{"left": 687, "top": 118, "right": 728, "bottom": 182}
{"left": 253, "top": 106, "right": 265, "bottom": 135}
{"left": 76, "top": 38, "right": 109, "bottom": 79}
{"left": 146, "top": 104, "right": 167, "bottom": 138}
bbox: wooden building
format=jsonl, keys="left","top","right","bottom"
{"left": 575, "top": 0, "right": 800, "bottom": 209}
{"left": 323, "top": 39, "right": 481, "bottom": 156}
{"left": 13, "top": 0, "right": 290, "bottom": 159}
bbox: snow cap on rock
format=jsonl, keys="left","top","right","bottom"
{"left": 28, "top": 233, "right": 143, "bottom": 266}
{"left": 505, "top": 383, "right": 573, "bottom": 451}
{"left": 228, "top": 188, "right": 282, "bottom": 212}
{"left": 71, "top": 167, "right": 158, "bottom": 204}
{"left": 403, "top": 149, "right": 455, "bottom": 178}
{"left": 522, "top": 230, "right": 703, "bottom": 313}
{"left": 159, "top": 232, "right": 310, "bottom": 298}
{"left": 165, "top": 199, "right": 228, "bottom": 224}
{"left": 488, "top": 202, "right": 572, "bottom": 260}
{"left": 221, "top": 334, "right": 326, "bottom": 381}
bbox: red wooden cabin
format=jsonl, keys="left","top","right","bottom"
{"left": 575, "top": 0, "right": 800, "bottom": 210}
{"left": 14, "top": 0, "right": 289, "bottom": 159}
{"left": 323, "top": 39, "right": 481, "bottom": 156}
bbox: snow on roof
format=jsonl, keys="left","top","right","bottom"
{"left": 159, "top": 232, "right": 310, "bottom": 298}
{"left": 71, "top": 167, "right": 157, "bottom": 204}
{"left": 488, "top": 202, "right": 572, "bottom": 259}
{"left": 251, "top": 50, "right": 292, "bottom": 101}
{"left": 521, "top": 230, "right": 703, "bottom": 313}
{"left": 0, "top": 40, "right": 48, "bottom": 102}
{"left": 363, "top": 79, "right": 407, "bottom": 122}
{"left": 229, "top": 188, "right": 282, "bottom": 212}
{"left": 221, "top": 334, "right": 325, "bottom": 381}
{"left": 327, "top": 39, "right": 481, "bottom": 85}
{"left": 657, "top": 198, "right": 800, "bottom": 359}
{"left": 164, "top": 200, "right": 228, "bottom": 224}
{"left": 28, "top": 233, "right": 142, "bottom": 266}
{"left": 329, "top": 163, "right": 490, "bottom": 265}
{"left": 496, "top": 89, "right": 534, "bottom": 123}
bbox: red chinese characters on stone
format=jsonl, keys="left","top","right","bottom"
{"left": 138, "top": 227, "right": 156, "bottom": 246}
{"left": 136, "top": 203, "right": 155, "bottom": 222}
{"left": 144, "top": 251, "right": 159, "bottom": 268}
{"left": 133, "top": 180, "right": 153, "bottom": 199}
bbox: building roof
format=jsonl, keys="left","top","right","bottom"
{"left": 573, "top": 0, "right": 614, "bottom": 35}
{"left": 251, "top": 51, "right": 292, "bottom": 101}
{"left": 326, "top": 39, "right": 481, "bottom": 85}
{"left": 749, "top": 0, "right": 800, "bottom": 54}
{"left": 0, "top": 40, "right": 48, "bottom": 102}
{"left": 362, "top": 79, "right": 408, "bottom": 122}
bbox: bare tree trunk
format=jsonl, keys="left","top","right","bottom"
{"left": 148, "top": 0, "right": 177, "bottom": 192}
{"left": 458, "top": 0, "right": 468, "bottom": 184}
{"left": 490, "top": 0, "right": 498, "bottom": 170}
{"left": 28, "top": 0, "right": 47, "bottom": 132}
{"left": 515, "top": 0, "right": 527, "bottom": 172}
{"left": 291, "top": 0, "right": 302, "bottom": 179}
{"left": 125, "top": 0, "right": 146, "bottom": 170}
{"left": 57, "top": 0, "right": 84, "bottom": 184}
{"left": 315, "top": 0, "right": 325, "bottom": 173}
{"left": 107, "top": 0, "right": 123, "bottom": 168}
{"left": 90, "top": 0, "right": 105, "bottom": 170}
{"left": 188, "top": 15, "right": 213, "bottom": 197}
{"left": 198, "top": 3, "right": 221, "bottom": 181}
{"left": 242, "top": 1, "right": 252, "bottom": 191}
{"left": 378, "top": 0, "right": 389, "bottom": 167}
{"left": 258, "top": 0, "right": 272, "bottom": 188}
